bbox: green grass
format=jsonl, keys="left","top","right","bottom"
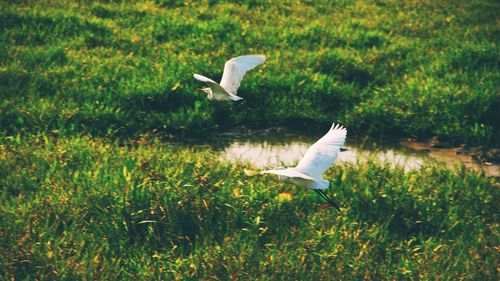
{"left": 1, "top": 0, "right": 499, "bottom": 279}
{"left": 0, "top": 134, "right": 498, "bottom": 280}
{"left": 1, "top": 0, "right": 499, "bottom": 143}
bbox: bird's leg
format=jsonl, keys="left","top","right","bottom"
{"left": 319, "top": 190, "right": 341, "bottom": 211}
{"left": 313, "top": 189, "right": 341, "bottom": 211}
{"left": 313, "top": 189, "right": 331, "bottom": 206}
{"left": 322, "top": 190, "right": 341, "bottom": 211}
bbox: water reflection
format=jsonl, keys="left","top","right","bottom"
{"left": 223, "top": 140, "right": 312, "bottom": 167}
{"left": 223, "top": 139, "right": 425, "bottom": 171}
{"left": 216, "top": 129, "right": 499, "bottom": 176}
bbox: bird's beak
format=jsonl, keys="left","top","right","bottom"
{"left": 340, "top": 147, "right": 349, "bottom": 152}
{"left": 197, "top": 88, "right": 204, "bottom": 92}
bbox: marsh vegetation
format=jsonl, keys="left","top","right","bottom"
{"left": 1, "top": 0, "right": 499, "bottom": 279}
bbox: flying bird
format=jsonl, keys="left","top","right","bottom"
{"left": 259, "top": 123, "right": 347, "bottom": 210}
{"left": 193, "top": 55, "right": 266, "bottom": 101}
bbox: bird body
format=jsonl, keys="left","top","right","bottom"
{"left": 260, "top": 123, "right": 347, "bottom": 209}
{"left": 193, "top": 55, "right": 266, "bottom": 101}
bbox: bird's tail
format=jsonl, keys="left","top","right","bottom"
{"left": 230, "top": 95, "right": 244, "bottom": 101}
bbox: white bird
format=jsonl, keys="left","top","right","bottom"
{"left": 193, "top": 55, "right": 266, "bottom": 101}
{"left": 260, "top": 123, "right": 347, "bottom": 210}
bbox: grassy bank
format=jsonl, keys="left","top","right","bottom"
{"left": 0, "top": 135, "right": 498, "bottom": 279}
{"left": 1, "top": 0, "right": 499, "bottom": 144}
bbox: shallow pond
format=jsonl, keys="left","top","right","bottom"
{"left": 205, "top": 128, "right": 499, "bottom": 177}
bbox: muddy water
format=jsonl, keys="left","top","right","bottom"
{"left": 214, "top": 129, "right": 499, "bottom": 177}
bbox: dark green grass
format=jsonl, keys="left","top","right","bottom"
{"left": 0, "top": 135, "right": 498, "bottom": 280}
{"left": 1, "top": 0, "right": 499, "bottom": 143}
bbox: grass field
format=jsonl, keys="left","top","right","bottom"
{"left": 1, "top": 0, "right": 499, "bottom": 280}
{"left": 1, "top": 0, "right": 499, "bottom": 143}
{"left": 1, "top": 135, "right": 498, "bottom": 279}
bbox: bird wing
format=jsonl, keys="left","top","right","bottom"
{"left": 260, "top": 169, "right": 315, "bottom": 180}
{"left": 194, "top": 73, "right": 232, "bottom": 100}
{"left": 219, "top": 55, "right": 266, "bottom": 95}
{"left": 193, "top": 73, "right": 218, "bottom": 84}
{"left": 294, "top": 123, "right": 347, "bottom": 179}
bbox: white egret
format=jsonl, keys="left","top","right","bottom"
{"left": 259, "top": 123, "right": 347, "bottom": 210}
{"left": 193, "top": 55, "right": 266, "bottom": 101}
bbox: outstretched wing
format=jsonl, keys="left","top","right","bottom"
{"left": 219, "top": 55, "right": 266, "bottom": 95}
{"left": 295, "top": 123, "right": 347, "bottom": 179}
{"left": 261, "top": 169, "right": 315, "bottom": 180}
{"left": 193, "top": 73, "right": 232, "bottom": 100}
{"left": 193, "top": 73, "right": 218, "bottom": 84}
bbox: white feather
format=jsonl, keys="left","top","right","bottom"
{"left": 260, "top": 169, "right": 315, "bottom": 180}
{"left": 193, "top": 55, "right": 265, "bottom": 101}
{"left": 219, "top": 55, "right": 266, "bottom": 95}
{"left": 259, "top": 123, "right": 346, "bottom": 191}
{"left": 294, "top": 123, "right": 347, "bottom": 180}
{"left": 193, "top": 74, "right": 217, "bottom": 84}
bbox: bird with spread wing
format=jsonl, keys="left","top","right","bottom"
{"left": 193, "top": 55, "right": 266, "bottom": 101}
{"left": 255, "top": 123, "right": 347, "bottom": 210}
